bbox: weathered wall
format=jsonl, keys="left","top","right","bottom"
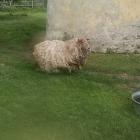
{"left": 47, "top": 0, "right": 140, "bottom": 53}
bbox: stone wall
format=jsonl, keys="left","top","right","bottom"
{"left": 47, "top": 0, "right": 140, "bottom": 53}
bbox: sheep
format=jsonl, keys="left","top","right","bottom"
{"left": 33, "top": 38, "right": 91, "bottom": 72}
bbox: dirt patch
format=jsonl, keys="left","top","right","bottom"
{"left": 23, "top": 31, "right": 46, "bottom": 63}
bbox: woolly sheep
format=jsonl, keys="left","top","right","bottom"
{"left": 33, "top": 38, "right": 91, "bottom": 72}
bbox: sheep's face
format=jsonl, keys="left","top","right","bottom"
{"left": 76, "top": 38, "right": 91, "bottom": 55}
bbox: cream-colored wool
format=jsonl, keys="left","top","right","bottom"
{"left": 33, "top": 38, "right": 91, "bottom": 72}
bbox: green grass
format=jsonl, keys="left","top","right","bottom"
{"left": 0, "top": 9, "right": 140, "bottom": 140}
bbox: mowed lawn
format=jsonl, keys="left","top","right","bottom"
{"left": 0, "top": 9, "right": 140, "bottom": 140}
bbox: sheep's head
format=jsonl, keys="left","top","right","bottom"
{"left": 76, "top": 38, "right": 91, "bottom": 56}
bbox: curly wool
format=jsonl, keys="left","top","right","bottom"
{"left": 33, "top": 38, "right": 91, "bottom": 72}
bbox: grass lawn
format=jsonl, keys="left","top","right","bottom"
{"left": 0, "top": 9, "right": 140, "bottom": 140}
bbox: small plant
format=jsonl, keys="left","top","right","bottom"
{"left": 106, "top": 48, "right": 114, "bottom": 54}
{"left": 134, "top": 50, "right": 139, "bottom": 54}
